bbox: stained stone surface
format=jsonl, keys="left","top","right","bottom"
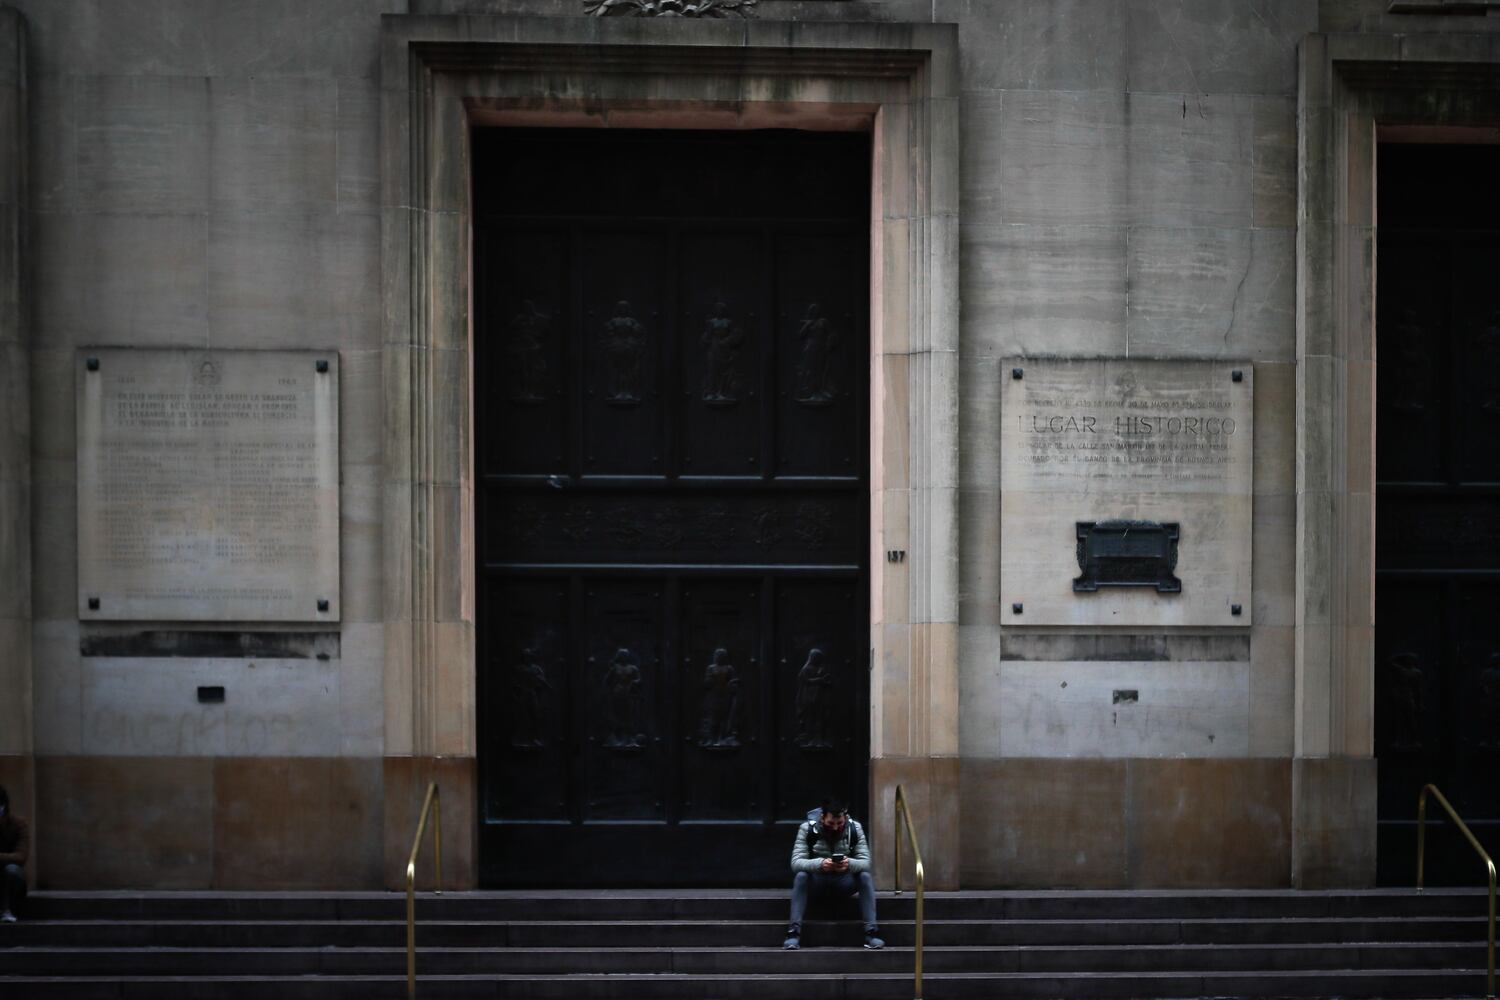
{"left": 1000, "top": 358, "right": 1252, "bottom": 626}
{"left": 76, "top": 348, "right": 339, "bottom": 622}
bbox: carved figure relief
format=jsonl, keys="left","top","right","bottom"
{"left": 1480, "top": 653, "right": 1500, "bottom": 751}
{"left": 508, "top": 648, "right": 552, "bottom": 749}
{"left": 700, "top": 302, "right": 744, "bottom": 405}
{"left": 1479, "top": 309, "right": 1500, "bottom": 415}
{"left": 794, "top": 303, "right": 839, "bottom": 406}
{"left": 697, "top": 647, "right": 741, "bottom": 749}
{"left": 602, "top": 301, "right": 647, "bottom": 405}
{"left": 793, "top": 647, "right": 835, "bottom": 750}
{"left": 1392, "top": 307, "right": 1433, "bottom": 414}
{"left": 603, "top": 648, "right": 645, "bottom": 749}
{"left": 506, "top": 300, "right": 551, "bottom": 403}
{"left": 584, "top": 0, "right": 757, "bottom": 16}
{"left": 1388, "top": 651, "right": 1425, "bottom": 751}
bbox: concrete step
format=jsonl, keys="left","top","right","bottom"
{"left": 3, "top": 914, "right": 1486, "bottom": 948}
{"left": 1, "top": 941, "right": 1490, "bottom": 976}
{"left": 20, "top": 888, "right": 1495, "bottom": 922}
{"left": 0, "top": 968, "right": 1490, "bottom": 999}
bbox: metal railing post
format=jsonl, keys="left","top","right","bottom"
{"left": 1416, "top": 783, "right": 1495, "bottom": 999}
{"left": 893, "top": 785, "right": 925, "bottom": 1000}
{"left": 406, "top": 782, "right": 443, "bottom": 999}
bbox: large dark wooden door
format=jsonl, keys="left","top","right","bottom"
{"left": 472, "top": 129, "right": 870, "bottom": 886}
{"left": 1376, "top": 143, "right": 1500, "bottom": 883}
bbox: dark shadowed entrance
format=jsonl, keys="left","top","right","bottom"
{"left": 472, "top": 129, "right": 870, "bottom": 886}
{"left": 1376, "top": 142, "right": 1500, "bottom": 884}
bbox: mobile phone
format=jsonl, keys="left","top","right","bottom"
{"left": 831, "top": 854, "right": 846, "bottom": 863}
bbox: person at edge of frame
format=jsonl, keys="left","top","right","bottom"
{"left": 0, "top": 785, "right": 29, "bottom": 923}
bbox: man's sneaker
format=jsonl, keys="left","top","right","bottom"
{"left": 863, "top": 930, "right": 884, "bottom": 950}
{"left": 0, "top": 910, "right": 15, "bottom": 923}
{"left": 782, "top": 932, "right": 800, "bottom": 950}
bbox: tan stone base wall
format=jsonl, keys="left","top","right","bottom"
{"left": 19, "top": 755, "right": 477, "bottom": 890}
{"left": 959, "top": 757, "right": 1315, "bottom": 888}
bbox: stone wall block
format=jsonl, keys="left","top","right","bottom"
{"left": 988, "top": 89, "right": 1128, "bottom": 227}
{"left": 879, "top": 217, "right": 910, "bottom": 356}
{"left": 382, "top": 754, "right": 477, "bottom": 890}
{"left": 31, "top": 620, "right": 81, "bottom": 756}
{"left": 340, "top": 622, "right": 385, "bottom": 756}
{"left": 1337, "top": 224, "right": 1374, "bottom": 362}
{"left": 0, "top": 617, "right": 32, "bottom": 754}
{"left": 960, "top": 758, "right": 1128, "bottom": 887}
{"left": 209, "top": 75, "right": 337, "bottom": 209}
{"left": 429, "top": 482, "right": 464, "bottom": 625}
{"left": 0, "top": 340, "right": 28, "bottom": 470}
{"left": 37, "top": 755, "right": 215, "bottom": 888}
{"left": 1248, "top": 625, "right": 1295, "bottom": 756}
{"left": 341, "top": 462, "right": 383, "bottom": 625}
{"left": 1292, "top": 755, "right": 1376, "bottom": 888}
{"left": 29, "top": 75, "right": 75, "bottom": 214}
{"left": 1124, "top": 0, "right": 1314, "bottom": 97}
{"left": 875, "top": 622, "right": 911, "bottom": 759}
{"left": 339, "top": 348, "right": 383, "bottom": 467}
{"left": 381, "top": 478, "right": 413, "bottom": 622}
{"left": 1297, "top": 219, "right": 1336, "bottom": 357}
{"left": 382, "top": 617, "right": 414, "bottom": 758}
{"left": 880, "top": 488, "right": 910, "bottom": 626}
{"left": 1126, "top": 227, "right": 1294, "bottom": 360}
{"left": 1339, "top": 488, "right": 1373, "bottom": 629}
{"left": 426, "top": 212, "right": 469, "bottom": 353}
{"left": 30, "top": 466, "right": 76, "bottom": 622}
{"left": 1298, "top": 353, "right": 1340, "bottom": 496}
{"left": 76, "top": 74, "right": 210, "bottom": 215}
{"left": 956, "top": 623, "right": 1000, "bottom": 756}
{"left": 34, "top": 213, "right": 208, "bottom": 345}
{"left": 28, "top": 347, "right": 72, "bottom": 463}
{"left": 1252, "top": 491, "right": 1295, "bottom": 628}
{"left": 1345, "top": 358, "right": 1373, "bottom": 493}
{"left": 928, "top": 97, "right": 960, "bottom": 219}
{"left": 870, "top": 755, "right": 961, "bottom": 890}
{"left": 1253, "top": 361, "right": 1295, "bottom": 495}
{"left": 961, "top": 223, "right": 1126, "bottom": 357}
{"left": 204, "top": 0, "right": 385, "bottom": 79}
{"left": 1252, "top": 96, "right": 1297, "bottom": 229}
{"left": 879, "top": 352, "right": 909, "bottom": 491}
{"left": 1295, "top": 620, "right": 1333, "bottom": 757}
{"left": 1127, "top": 92, "right": 1253, "bottom": 230}
{"left": 337, "top": 76, "right": 379, "bottom": 213}
{"left": 876, "top": 99, "right": 910, "bottom": 222}
{"left": 429, "top": 346, "right": 468, "bottom": 487}
{"left": 0, "top": 476, "right": 29, "bottom": 620}
{"left": 957, "top": 351, "right": 998, "bottom": 488}
{"left": 62, "top": 0, "right": 210, "bottom": 78}
{"left": 1126, "top": 758, "right": 1292, "bottom": 887}
{"left": 957, "top": 488, "right": 1000, "bottom": 627}
{"left": 936, "top": 0, "right": 1125, "bottom": 92}
{"left": 207, "top": 206, "right": 375, "bottom": 347}
{"left": 213, "top": 756, "right": 383, "bottom": 888}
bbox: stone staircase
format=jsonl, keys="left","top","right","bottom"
{"left": 0, "top": 888, "right": 1493, "bottom": 998}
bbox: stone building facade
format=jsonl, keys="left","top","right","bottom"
{"left": 0, "top": 0, "right": 1498, "bottom": 890}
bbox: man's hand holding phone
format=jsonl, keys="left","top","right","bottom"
{"left": 821, "top": 854, "right": 850, "bottom": 873}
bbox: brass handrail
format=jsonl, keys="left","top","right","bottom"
{"left": 1417, "top": 783, "right": 1495, "bottom": 999}
{"left": 892, "top": 784, "right": 925, "bottom": 1000}
{"left": 406, "top": 782, "right": 444, "bottom": 1000}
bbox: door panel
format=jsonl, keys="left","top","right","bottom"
{"left": 1376, "top": 143, "right": 1500, "bottom": 884}
{"left": 474, "top": 129, "right": 870, "bottom": 886}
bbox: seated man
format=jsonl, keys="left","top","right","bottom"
{"left": 784, "top": 797, "right": 882, "bottom": 950}
{"left": 0, "top": 785, "right": 28, "bottom": 922}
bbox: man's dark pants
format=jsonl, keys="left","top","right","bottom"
{"left": 1, "top": 864, "right": 24, "bottom": 916}
{"left": 788, "top": 870, "right": 877, "bottom": 933}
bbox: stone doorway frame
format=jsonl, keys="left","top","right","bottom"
{"left": 379, "top": 14, "right": 961, "bottom": 888}
{"left": 1294, "top": 31, "right": 1500, "bottom": 886}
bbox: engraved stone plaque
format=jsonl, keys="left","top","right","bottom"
{"left": 77, "top": 349, "right": 339, "bottom": 622}
{"left": 1000, "top": 359, "right": 1252, "bottom": 626}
